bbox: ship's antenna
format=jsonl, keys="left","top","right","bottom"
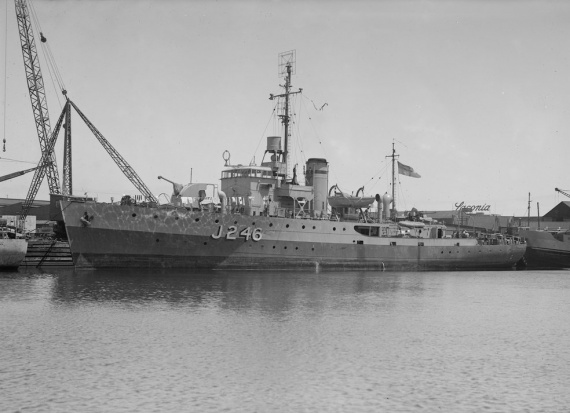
{"left": 270, "top": 50, "right": 302, "bottom": 181}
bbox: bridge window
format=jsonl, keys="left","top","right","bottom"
{"left": 354, "top": 226, "right": 370, "bottom": 236}
{"left": 354, "top": 225, "right": 380, "bottom": 236}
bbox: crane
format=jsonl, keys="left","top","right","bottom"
{"left": 13, "top": 0, "right": 157, "bottom": 225}
{"left": 555, "top": 188, "right": 570, "bottom": 199}
{"left": 14, "top": 0, "right": 67, "bottom": 226}
{"left": 69, "top": 100, "right": 158, "bottom": 204}
{"left": 0, "top": 162, "right": 51, "bottom": 183}
{"left": 14, "top": 0, "right": 61, "bottom": 194}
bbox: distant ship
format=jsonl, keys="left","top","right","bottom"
{"left": 59, "top": 53, "right": 526, "bottom": 270}
{"left": 518, "top": 228, "right": 570, "bottom": 268}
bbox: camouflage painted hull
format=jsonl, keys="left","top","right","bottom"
{"left": 61, "top": 200, "right": 526, "bottom": 271}
{"left": 0, "top": 239, "right": 28, "bottom": 269}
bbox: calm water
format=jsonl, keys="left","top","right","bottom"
{"left": 1, "top": 268, "right": 569, "bottom": 413}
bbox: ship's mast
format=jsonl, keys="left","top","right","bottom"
{"left": 386, "top": 141, "right": 399, "bottom": 217}
{"left": 283, "top": 64, "right": 291, "bottom": 173}
{"left": 269, "top": 51, "right": 302, "bottom": 181}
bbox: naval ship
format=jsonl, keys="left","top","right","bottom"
{"left": 59, "top": 53, "right": 526, "bottom": 270}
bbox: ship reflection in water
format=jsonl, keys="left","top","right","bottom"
{"left": 49, "top": 268, "right": 415, "bottom": 310}
{"left": 2, "top": 268, "right": 570, "bottom": 412}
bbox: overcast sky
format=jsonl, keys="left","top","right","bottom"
{"left": 1, "top": 0, "right": 569, "bottom": 217}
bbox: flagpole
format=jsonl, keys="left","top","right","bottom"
{"left": 392, "top": 141, "right": 396, "bottom": 216}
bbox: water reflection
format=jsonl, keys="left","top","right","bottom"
{"left": 36, "top": 268, "right": 420, "bottom": 315}
{"left": 3, "top": 267, "right": 570, "bottom": 412}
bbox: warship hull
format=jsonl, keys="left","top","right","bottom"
{"left": 61, "top": 201, "right": 526, "bottom": 271}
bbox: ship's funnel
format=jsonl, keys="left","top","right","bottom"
{"left": 382, "top": 193, "right": 393, "bottom": 219}
{"left": 306, "top": 158, "right": 329, "bottom": 217}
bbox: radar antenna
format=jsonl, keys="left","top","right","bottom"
{"left": 270, "top": 50, "right": 302, "bottom": 181}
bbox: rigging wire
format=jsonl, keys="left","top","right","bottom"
{"left": 0, "top": 156, "right": 38, "bottom": 165}
{"left": 251, "top": 102, "right": 279, "bottom": 165}
{"left": 358, "top": 160, "right": 389, "bottom": 195}
{"left": 289, "top": 93, "right": 307, "bottom": 169}
{"left": 28, "top": 0, "right": 66, "bottom": 108}
{"left": 2, "top": 0, "right": 8, "bottom": 152}
{"left": 299, "top": 94, "right": 334, "bottom": 179}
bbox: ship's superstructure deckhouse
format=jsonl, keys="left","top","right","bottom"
{"left": 220, "top": 51, "right": 330, "bottom": 220}
{"left": 220, "top": 140, "right": 329, "bottom": 219}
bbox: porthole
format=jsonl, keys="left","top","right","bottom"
{"left": 312, "top": 226, "right": 316, "bottom": 230}
{"left": 132, "top": 213, "right": 137, "bottom": 217}
{"left": 195, "top": 218, "right": 200, "bottom": 222}
{"left": 295, "top": 247, "right": 299, "bottom": 250}
{"left": 252, "top": 222, "right": 256, "bottom": 226}
{"left": 234, "top": 221, "right": 238, "bottom": 225}
{"left": 273, "top": 246, "right": 276, "bottom": 249}
{"left": 156, "top": 239, "right": 159, "bottom": 243}
{"left": 284, "top": 246, "right": 287, "bottom": 249}
{"left": 333, "top": 227, "right": 336, "bottom": 231}
{"left": 269, "top": 223, "right": 273, "bottom": 227}
{"left": 302, "top": 225, "right": 306, "bottom": 229}
{"left": 203, "top": 242, "right": 208, "bottom": 245}
{"left": 215, "top": 219, "right": 219, "bottom": 224}
{"left": 286, "top": 224, "right": 290, "bottom": 228}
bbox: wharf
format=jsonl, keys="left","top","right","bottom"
{"left": 21, "top": 239, "right": 74, "bottom": 267}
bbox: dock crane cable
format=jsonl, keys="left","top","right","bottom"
{"left": 27, "top": 0, "right": 66, "bottom": 102}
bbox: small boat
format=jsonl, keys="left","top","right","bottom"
{"left": 327, "top": 185, "right": 379, "bottom": 209}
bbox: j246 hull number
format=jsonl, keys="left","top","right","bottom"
{"left": 211, "top": 225, "right": 263, "bottom": 241}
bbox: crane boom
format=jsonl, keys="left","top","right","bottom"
{"left": 69, "top": 100, "right": 158, "bottom": 204}
{"left": 19, "top": 103, "right": 67, "bottom": 221}
{"left": 555, "top": 187, "right": 570, "bottom": 199}
{"left": 14, "top": 0, "right": 61, "bottom": 194}
{"left": 0, "top": 163, "right": 49, "bottom": 183}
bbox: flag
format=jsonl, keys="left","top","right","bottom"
{"left": 397, "top": 161, "right": 421, "bottom": 178}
